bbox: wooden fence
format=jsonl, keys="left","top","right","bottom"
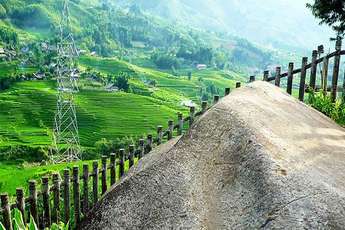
{"left": 1, "top": 37, "right": 344, "bottom": 230}
{"left": 263, "top": 37, "right": 345, "bottom": 102}
{"left": 0, "top": 84, "right": 242, "bottom": 230}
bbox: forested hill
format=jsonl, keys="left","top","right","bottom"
{"left": 0, "top": 0, "right": 275, "bottom": 71}
{"left": 116, "top": 0, "right": 333, "bottom": 52}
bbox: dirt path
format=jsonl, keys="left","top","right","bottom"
{"left": 81, "top": 82, "right": 345, "bottom": 229}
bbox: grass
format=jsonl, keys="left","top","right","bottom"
{"left": 0, "top": 80, "right": 187, "bottom": 149}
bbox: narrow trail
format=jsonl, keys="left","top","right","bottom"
{"left": 81, "top": 82, "right": 345, "bottom": 229}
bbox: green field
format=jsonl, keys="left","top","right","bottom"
{"left": 0, "top": 55, "right": 246, "bottom": 195}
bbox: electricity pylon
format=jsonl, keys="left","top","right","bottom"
{"left": 51, "top": 0, "right": 81, "bottom": 163}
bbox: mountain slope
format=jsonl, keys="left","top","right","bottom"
{"left": 118, "top": 0, "right": 334, "bottom": 52}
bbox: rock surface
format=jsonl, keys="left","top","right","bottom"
{"left": 80, "top": 81, "right": 345, "bottom": 229}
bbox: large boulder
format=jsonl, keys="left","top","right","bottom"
{"left": 81, "top": 81, "right": 345, "bottom": 229}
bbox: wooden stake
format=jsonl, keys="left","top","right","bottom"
{"left": 177, "top": 113, "right": 183, "bottom": 135}
{"left": 63, "top": 170, "right": 70, "bottom": 224}
{"left": 322, "top": 56, "right": 329, "bottom": 95}
{"left": 331, "top": 37, "right": 342, "bottom": 102}
{"left": 1, "top": 194, "right": 12, "bottom": 230}
{"left": 129, "top": 145, "right": 135, "bottom": 168}
{"left": 110, "top": 153, "right": 116, "bottom": 186}
{"left": 92, "top": 161, "right": 99, "bottom": 204}
{"left": 119, "top": 149, "right": 125, "bottom": 178}
{"left": 310, "top": 50, "right": 318, "bottom": 89}
{"left": 101, "top": 156, "right": 107, "bottom": 194}
{"left": 168, "top": 120, "right": 174, "bottom": 140}
{"left": 189, "top": 106, "right": 195, "bottom": 127}
{"left": 299, "top": 57, "right": 308, "bottom": 101}
{"left": 157, "top": 126, "right": 163, "bottom": 145}
{"left": 82, "top": 164, "right": 89, "bottom": 214}
{"left": 287, "top": 63, "right": 294, "bottom": 95}
{"left": 225, "top": 88, "right": 230, "bottom": 96}
{"left": 16, "top": 188, "right": 26, "bottom": 224}
{"left": 201, "top": 101, "right": 208, "bottom": 114}
{"left": 139, "top": 139, "right": 145, "bottom": 158}
{"left": 29, "top": 180, "right": 39, "bottom": 226}
{"left": 73, "top": 166, "right": 81, "bottom": 225}
{"left": 42, "top": 177, "right": 51, "bottom": 228}
{"left": 275, "top": 67, "right": 281, "bottom": 87}
{"left": 263, "top": 70, "right": 269, "bottom": 81}
{"left": 213, "top": 95, "right": 220, "bottom": 104}
{"left": 52, "top": 173, "right": 60, "bottom": 224}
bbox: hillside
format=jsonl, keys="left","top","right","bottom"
{"left": 117, "top": 0, "right": 334, "bottom": 52}
{"left": 0, "top": 0, "right": 276, "bottom": 70}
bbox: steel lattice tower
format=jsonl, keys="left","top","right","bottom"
{"left": 51, "top": 0, "right": 81, "bottom": 163}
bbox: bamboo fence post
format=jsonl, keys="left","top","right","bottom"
{"left": 110, "top": 153, "right": 116, "bottom": 186}
{"left": 157, "top": 126, "right": 163, "bottom": 145}
{"left": 310, "top": 50, "right": 318, "bottom": 89}
{"left": 29, "top": 180, "right": 39, "bottom": 226}
{"left": 52, "top": 173, "right": 60, "bottom": 224}
{"left": 92, "top": 161, "right": 99, "bottom": 204}
{"left": 119, "top": 149, "right": 125, "bottom": 178}
{"left": 201, "top": 101, "right": 208, "bottom": 114}
{"left": 1, "top": 194, "right": 12, "bottom": 230}
{"left": 275, "top": 66, "right": 281, "bottom": 87}
{"left": 139, "top": 139, "right": 145, "bottom": 158}
{"left": 129, "top": 145, "right": 135, "bottom": 168}
{"left": 287, "top": 62, "right": 294, "bottom": 95}
{"left": 263, "top": 70, "right": 269, "bottom": 81}
{"left": 225, "top": 88, "right": 230, "bottom": 96}
{"left": 168, "top": 120, "right": 174, "bottom": 140}
{"left": 249, "top": 75, "right": 255, "bottom": 82}
{"left": 299, "top": 57, "right": 308, "bottom": 101}
{"left": 322, "top": 56, "right": 329, "bottom": 95}
{"left": 331, "top": 37, "right": 342, "bottom": 102}
{"left": 82, "top": 164, "right": 89, "bottom": 214}
{"left": 177, "top": 113, "right": 183, "bottom": 135}
{"left": 236, "top": 82, "right": 241, "bottom": 88}
{"left": 189, "top": 106, "right": 195, "bottom": 127}
{"left": 42, "top": 177, "right": 51, "bottom": 228}
{"left": 213, "top": 95, "right": 220, "bottom": 104}
{"left": 73, "top": 166, "right": 81, "bottom": 225}
{"left": 101, "top": 156, "right": 107, "bottom": 194}
{"left": 16, "top": 188, "right": 26, "bottom": 224}
{"left": 63, "top": 170, "right": 70, "bottom": 224}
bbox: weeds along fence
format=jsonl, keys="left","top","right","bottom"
{"left": 0, "top": 84, "right": 241, "bottom": 230}
{"left": 263, "top": 37, "right": 345, "bottom": 102}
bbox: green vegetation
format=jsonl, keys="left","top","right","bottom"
{"left": 0, "top": 0, "right": 260, "bottom": 196}
{"left": 0, "top": 208, "right": 69, "bottom": 230}
{"left": 308, "top": 91, "right": 345, "bottom": 126}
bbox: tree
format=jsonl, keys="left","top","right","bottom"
{"left": 307, "top": 0, "right": 345, "bottom": 36}
{"left": 115, "top": 72, "right": 130, "bottom": 92}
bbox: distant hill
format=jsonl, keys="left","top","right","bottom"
{"left": 117, "top": 0, "right": 334, "bottom": 52}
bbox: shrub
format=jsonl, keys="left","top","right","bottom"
{"left": 308, "top": 91, "right": 345, "bottom": 126}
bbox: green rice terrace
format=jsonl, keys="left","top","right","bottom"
{"left": 0, "top": 54, "right": 246, "bottom": 194}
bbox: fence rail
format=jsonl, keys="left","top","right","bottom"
{"left": 265, "top": 37, "right": 344, "bottom": 103}
{"left": 0, "top": 84, "right": 242, "bottom": 230}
